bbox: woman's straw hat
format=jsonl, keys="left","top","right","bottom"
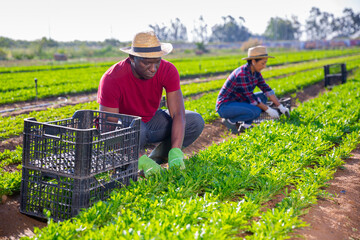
{"left": 242, "top": 46, "right": 274, "bottom": 60}
{"left": 120, "top": 31, "right": 173, "bottom": 58}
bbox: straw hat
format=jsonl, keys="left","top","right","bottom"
{"left": 242, "top": 46, "right": 274, "bottom": 60}
{"left": 120, "top": 31, "right": 173, "bottom": 58}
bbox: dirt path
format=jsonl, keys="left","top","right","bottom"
{"left": 1, "top": 80, "right": 360, "bottom": 239}
{"left": 294, "top": 148, "right": 360, "bottom": 240}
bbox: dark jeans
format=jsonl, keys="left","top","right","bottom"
{"left": 140, "top": 109, "right": 204, "bottom": 163}
{"left": 217, "top": 92, "right": 267, "bottom": 124}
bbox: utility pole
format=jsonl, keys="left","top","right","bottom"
{"left": 34, "top": 78, "right": 38, "bottom": 101}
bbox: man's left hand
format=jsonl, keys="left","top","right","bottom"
{"left": 168, "top": 148, "right": 185, "bottom": 169}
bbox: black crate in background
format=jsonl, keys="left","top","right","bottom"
{"left": 159, "top": 95, "right": 166, "bottom": 109}
{"left": 20, "top": 110, "right": 141, "bottom": 221}
{"left": 324, "top": 63, "right": 347, "bottom": 87}
{"left": 254, "top": 97, "right": 291, "bottom": 123}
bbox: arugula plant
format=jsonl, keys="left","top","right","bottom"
{"left": 24, "top": 70, "right": 360, "bottom": 239}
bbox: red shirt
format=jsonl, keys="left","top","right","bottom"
{"left": 97, "top": 58, "right": 180, "bottom": 122}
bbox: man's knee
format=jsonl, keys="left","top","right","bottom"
{"left": 182, "top": 111, "right": 204, "bottom": 148}
{"left": 139, "top": 121, "right": 148, "bottom": 150}
{"left": 185, "top": 111, "right": 205, "bottom": 135}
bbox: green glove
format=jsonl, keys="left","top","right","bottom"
{"left": 138, "top": 155, "right": 162, "bottom": 177}
{"left": 168, "top": 148, "right": 185, "bottom": 169}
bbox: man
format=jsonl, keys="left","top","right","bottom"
{"left": 97, "top": 30, "right": 204, "bottom": 177}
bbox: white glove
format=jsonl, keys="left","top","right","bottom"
{"left": 278, "top": 104, "right": 290, "bottom": 115}
{"left": 265, "top": 107, "right": 280, "bottom": 119}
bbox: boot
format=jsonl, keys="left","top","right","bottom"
{"left": 148, "top": 138, "right": 172, "bottom": 164}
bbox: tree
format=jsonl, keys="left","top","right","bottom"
{"left": 209, "top": 15, "right": 251, "bottom": 42}
{"left": 264, "top": 16, "right": 301, "bottom": 40}
{"left": 104, "top": 38, "right": 121, "bottom": 47}
{"left": 39, "top": 37, "right": 58, "bottom": 48}
{"left": 305, "top": 7, "right": 335, "bottom": 40}
{"left": 333, "top": 8, "right": 360, "bottom": 38}
{"left": 149, "top": 18, "right": 188, "bottom": 42}
{"left": 191, "top": 16, "right": 209, "bottom": 53}
{"left": 291, "top": 15, "right": 302, "bottom": 40}
{"left": 149, "top": 23, "right": 169, "bottom": 41}
{"left": 168, "top": 18, "right": 188, "bottom": 42}
{"left": 0, "top": 48, "right": 7, "bottom": 60}
{"left": 191, "top": 15, "right": 209, "bottom": 43}
{"left": 0, "top": 37, "right": 15, "bottom": 48}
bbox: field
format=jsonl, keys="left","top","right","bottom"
{"left": 0, "top": 48, "right": 360, "bottom": 239}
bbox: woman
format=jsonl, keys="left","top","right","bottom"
{"left": 216, "top": 45, "right": 289, "bottom": 133}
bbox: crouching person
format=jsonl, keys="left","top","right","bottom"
{"left": 97, "top": 31, "right": 204, "bottom": 177}
{"left": 216, "top": 46, "right": 289, "bottom": 134}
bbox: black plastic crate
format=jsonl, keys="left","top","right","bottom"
{"left": 20, "top": 110, "right": 141, "bottom": 220}
{"left": 324, "top": 63, "right": 347, "bottom": 87}
{"left": 254, "top": 97, "right": 291, "bottom": 123}
{"left": 22, "top": 110, "right": 141, "bottom": 177}
{"left": 20, "top": 164, "right": 137, "bottom": 221}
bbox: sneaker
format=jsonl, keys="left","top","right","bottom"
{"left": 238, "top": 123, "right": 253, "bottom": 133}
{"left": 222, "top": 118, "right": 240, "bottom": 134}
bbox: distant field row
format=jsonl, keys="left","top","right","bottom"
{"left": 0, "top": 48, "right": 359, "bottom": 74}
{"left": 1, "top": 57, "right": 359, "bottom": 141}
{"left": 1, "top": 49, "right": 360, "bottom": 105}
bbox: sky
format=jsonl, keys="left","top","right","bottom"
{"left": 1, "top": 0, "right": 359, "bottom": 42}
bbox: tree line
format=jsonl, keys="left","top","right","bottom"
{"left": 152, "top": 7, "right": 359, "bottom": 43}
{"left": 0, "top": 7, "right": 359, "bottom": 61}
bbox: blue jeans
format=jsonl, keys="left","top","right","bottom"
{"left": 139, "top": 109, "right": 204, "bottom": 162}
{"left": 217, "top": 92, "right": 267, "bottom": 124}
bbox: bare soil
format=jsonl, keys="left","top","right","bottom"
{"left": 294, "top": 148, "right": 360, "bottom": 240}
{"left": 1, "top": 79, "right": 359, "bottom": 240}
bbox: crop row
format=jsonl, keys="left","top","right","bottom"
{"left": 261, "top": 54, "right": 360, "bottom": 79}
{"left": 0, "top": 61, "right": 113, "bottom": 74}
{"left": 1, "top": 57, "right": 360, "bottom": 142}
{"left": 1, "top": 48, "right": 359, "bottom": 74}
{"left": 0, "top": 147, "right": 22, "bottom": 196}
{"left": 174, "top": 48, "right": 360, "bottom": 77}
{"left": 181, "top": 55, "right": 360, "bottom": 98}
{"left": 23, "top": 69, "right": 360, "bottom": 240}
{"left": 1, "top": 49, "right": 360, "bottom": 105}
{"left": 1, "top": 58, "right": 360, "bottom": 198}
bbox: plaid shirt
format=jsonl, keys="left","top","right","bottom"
{"left": 216, "top": 63, "right": 274, "bottom": 111}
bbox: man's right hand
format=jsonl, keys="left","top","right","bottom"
{"left": 138, "top": 155, "right": 162, "bottom": 177}
{"left": 265, "top": 107, "right": 280, "bottom": 119}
